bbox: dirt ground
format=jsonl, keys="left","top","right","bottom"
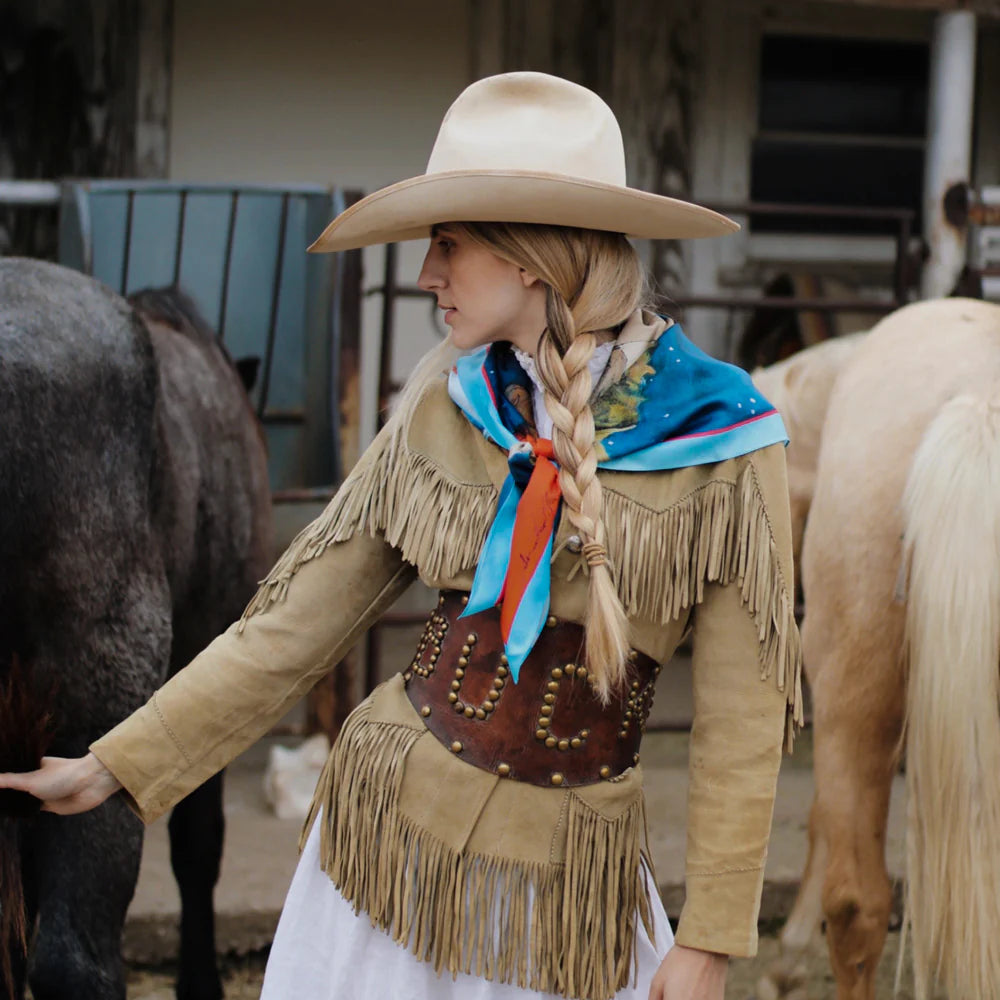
{"left": 125, "top": 931, "right": 914, "bottom": 999}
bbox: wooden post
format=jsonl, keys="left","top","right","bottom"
{"left": 467, "top": 0, "right": 700, "bottom": 294}
{"left": 136, "top": 0, "right": 173, "bottom": 177}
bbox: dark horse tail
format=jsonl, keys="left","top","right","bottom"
{"left": 0, "top": 654, "right": 55, "bottom": 996}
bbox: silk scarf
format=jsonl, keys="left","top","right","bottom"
{"left": 447, "top": 316, "right": 788, "bottom": 680}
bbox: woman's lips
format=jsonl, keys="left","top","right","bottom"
{"left": 443, "top": 308, "right": 457, "bottom": 323}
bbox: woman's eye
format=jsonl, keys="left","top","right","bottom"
{"left": 437, "top": 239, "right": 453, "bottom": 253}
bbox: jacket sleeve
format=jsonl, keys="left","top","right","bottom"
{"left": 90, "top": 529, "right": 415, "bottom": 824}
{"left": 673, "top": 445, "right": 799, "bottom": 957}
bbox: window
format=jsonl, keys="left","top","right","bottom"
{"left": 750, "top": 34, "right": 929, "bottom": 235}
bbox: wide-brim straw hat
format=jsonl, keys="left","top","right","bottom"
{"left": 309, "top": 72, "right": 737, "bottom": 252}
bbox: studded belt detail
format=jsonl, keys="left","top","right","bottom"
{"left": 403, "top": 591, "right": 662, "bottom": 788}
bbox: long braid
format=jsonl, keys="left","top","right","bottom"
{"left": 456, "top": 221, "right": 649, "bottom": 697}
{"left": 536, "top": 296, "right": 630, "bottom": 699}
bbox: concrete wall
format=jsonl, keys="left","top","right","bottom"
{"left": 169, "top": 0, "right": 471, "bottom": 443}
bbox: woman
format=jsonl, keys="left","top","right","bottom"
{"left": 0, "top": 72, "right": 801, "bottom": 1000}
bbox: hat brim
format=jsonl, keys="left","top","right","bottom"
{"left": 308, "top": 169, "right": 738, "bottom": 252}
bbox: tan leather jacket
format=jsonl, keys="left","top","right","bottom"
{"left": 91, "top": 375, "right": 801, "bottom": 965}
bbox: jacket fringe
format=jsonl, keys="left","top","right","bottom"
{"left": 301, "top": 696, "right": 652, "bottom": 1000}
{"left": 603, "top": 464, "right": 803, "bottom": 750}
{"left": 241, "top": 428, "right": 802, "bottom": 746}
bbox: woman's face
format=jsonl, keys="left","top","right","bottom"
{"left": 417, "top": 224, "right": 547, "bottom": 354}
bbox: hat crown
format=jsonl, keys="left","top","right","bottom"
{"left": 425, "top": 72, "right": 627, "bottom": 186}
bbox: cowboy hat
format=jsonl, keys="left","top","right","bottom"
{"left": 308, "top": 72, "right": 737, "bottom": 252}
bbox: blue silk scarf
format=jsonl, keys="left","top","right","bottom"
{"left": 447, "top": 321, "right": 788, "bottom": 680}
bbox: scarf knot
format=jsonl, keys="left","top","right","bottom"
{"left": 447, "top": 314, "right": 788, "bottom": 680}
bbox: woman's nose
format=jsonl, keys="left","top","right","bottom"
{"left": 417, "top": 249, "right": 444, "bottom": 292}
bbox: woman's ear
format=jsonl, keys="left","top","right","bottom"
{"left": 519, "top": 267, "right": 542, "bottom": 288}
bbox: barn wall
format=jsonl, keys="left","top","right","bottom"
{"left": 169, "top": 0, "right": 471, "bottom": 444}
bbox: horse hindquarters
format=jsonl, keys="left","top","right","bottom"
{"left": 900, "top": 396, "right": 1000, "bottom": 1000}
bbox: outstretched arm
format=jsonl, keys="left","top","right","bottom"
{"left": 0, "top": 529, "right": 414, "bottom": 823}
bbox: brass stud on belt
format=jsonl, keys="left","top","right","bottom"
{"left": 538, "top": 717, "right": 551, "bottom": 728}
{"left": 539, "top": 705, "right": 552, "bottom": 717}
{"left": 535, "top": 729, "right": 548, "bottom": 741}
{"left": 550, "top": 772, "right": 564, "bottom": 786}
{"left": 576, "top": 667, "right": 588, "bottom": 681}
{"left": 450, "top": 680, "right": 461, "bottom": 691}
{"left": 451, "top": 741, "right": 463, "bottom": 754}
{"left": 458, "top": 656, "right": 469, "bottom": 667}
{"left": 464, "top": 706, "right": 475, "bottom": 718}
{"left": 581, "top": 728, "right": 590, "bottom": 738}
{"left": 543, "top": 693, "right": 555, "bottom": 705}
{"left": 420, "top": 705, "right": 431, "bottom": 717}
{"left": 497, "top": 763, "right": 511, "bottom": 777}
{"left": 551, "top": 666, "right": 563, "bottom": 680}
{"left": 447, "top": 692, "right": 458, "bottom": 703}
{"left": 466, "top": 633, "right": 478, "bottom": 644}
{"left": 546, "top": 615, "right": 558, "bottom": 628}
{"left": 557, "top": 739, "right": 569, "bottom": 751}
{"left": 570, "top": 737, "right": 582, "bottom": 749}
{"left": 546, "top": 681, "right": 559, "bottom": 693}
{"left": 483, "top": 702, "right": 496, "bottom": 713}
{"left": 500, "top": 654, "right": 508, "bottom": 666}
{"left": 454, "top": 667, "right": 465, "bottom": 679}
{"left": 461, "top": 595, "right": 469, "bottom": 605}
{"left": 487, "top": 689, "right": 501, "bottom": 702}
{"left": 497, "top": 664, "right": 509, "bottom": 678}
{"left": 461, "top": 645, "right": 472, "bottom": 655}
{"left": 454, "top": 701, "right": 465, "bottom": 713}
{"left": 599, "top": 765, "right": 612, "bottom": 779}
{"left": 564, "top": 663, "right": 576, "bottom": 676}
{"left": 545, "top": 736, "right": 557, "bottom": 748}
{"left": 475, "top": 708, "right": 486, "bottom": 720}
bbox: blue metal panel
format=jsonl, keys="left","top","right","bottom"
{"left": 57, "top": 180, "right": 347, "bottom": 493}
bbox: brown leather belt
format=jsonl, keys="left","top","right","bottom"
{"left": 403, "top": 591, "right": 662, "bottom": 788}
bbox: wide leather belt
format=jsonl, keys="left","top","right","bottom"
{"left": 403, "top": 591, "right": 662, "bottom": 788}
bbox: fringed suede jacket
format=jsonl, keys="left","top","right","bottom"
{"left": 92, "top": 312, "right": 801, "bottom": 1000}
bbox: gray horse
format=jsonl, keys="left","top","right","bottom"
{"left": 0, "top": 258, "right": 273, "bottom": 1000}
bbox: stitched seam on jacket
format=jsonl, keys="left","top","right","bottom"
{"left": 549, "top": 791, "right": 571, "bottom": 864}
{"left": 182, "top": 563, "right": 415, "bottom": 776}
{"left": 152, "top": 693, "right": 193, "bottom": 766}
{"left": 746, "top": 456, "right": 795, "bottom": 604}
{"left": 687, "top": 865, "right": 764, "bottom": 877}
{"left": 407, "top": 438, "right": 749, "bottom": 516}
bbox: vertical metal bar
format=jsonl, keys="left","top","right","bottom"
{"left": 377, "top": 242, "right": 398, "bottom": 427}
{"left": 217, "top": 190, "right": 240, "bottom": 341}
{"left": 920, "top": 10, "right": 977, "bottom": 298}
{"left": 173, "top": 190, "right": 188, "bottom": 286}
{"left": 120, "top": 190, "right": 135, "bottom": 294}
{"left": 894, "top": 213, "right": 913, "bottom": 306}
{"left": 256, "top": 193, "right": 290, "bottom": 418}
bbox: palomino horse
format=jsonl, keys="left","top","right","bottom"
{"left": 0, "top": 259, "right": 273, "bottom": 1000}
{"left": 754, "top": 297, "right": 1000, "bottom": 1000}
{"left": 751, "top": 331, "right": 865, "bottom": 581}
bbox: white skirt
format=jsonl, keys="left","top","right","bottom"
{"left": 260, "top": 812, "right": 674, "bottom": 1000}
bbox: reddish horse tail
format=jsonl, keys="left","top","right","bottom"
{"left": 901, "top": 394, "right": 1000, "bottom": 1000}
{"left": 0, "top": 654, "right": 55, "bottom": 997}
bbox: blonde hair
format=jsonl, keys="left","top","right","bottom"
{"left": 394, "top": 221, "right": 648, "bottom": 697}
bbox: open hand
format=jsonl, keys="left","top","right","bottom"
{"left": 0, "top": 753, "right": 121, "bottom": 815}
{"left": 648, "top": 943, "right": 728, "bottom": 1000}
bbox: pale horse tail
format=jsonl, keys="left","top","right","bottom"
{"left": 900, "top": 394, "right": 1000, "bottom": 1000}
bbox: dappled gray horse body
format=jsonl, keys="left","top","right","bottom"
{"left": 0, "top": 259, "right": 272, "bottom": 1000}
